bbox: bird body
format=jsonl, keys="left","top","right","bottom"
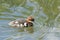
{"left": 8, "top": 16, "right": 34, "bottom": 28}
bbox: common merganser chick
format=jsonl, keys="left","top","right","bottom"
{"left": 8, "top": 16, "right": 34, "bottom": 28}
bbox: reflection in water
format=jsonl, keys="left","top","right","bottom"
{"left": 24, "top": 27, "right": 34, "bottom": 33}
{"left": 10, "top": 26, "right": 34, "bottom": 33}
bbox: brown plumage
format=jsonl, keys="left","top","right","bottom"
{"left": 8, "top": 16, "right": 34, "bottom": 27}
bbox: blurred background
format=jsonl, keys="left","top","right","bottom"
{"left": 0, "top": 0, "right": 60, "bottom": 40}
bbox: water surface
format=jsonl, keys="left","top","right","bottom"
{"left": 0, "top": 0, "right": 60, "bottom": 40}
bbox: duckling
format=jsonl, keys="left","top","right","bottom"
{"left": 8, "top": 16, "right": 34, "bottom": 28}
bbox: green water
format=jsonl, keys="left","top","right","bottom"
{"left": 0, "top": 0, "right": 60, "bottom": 40}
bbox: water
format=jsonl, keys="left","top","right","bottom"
{"left": 0, "top": 0, "right": 60, "bottom": 40}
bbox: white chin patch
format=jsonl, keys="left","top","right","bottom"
{"left": 24, "top": 22, "right": 27, "bottom": 26}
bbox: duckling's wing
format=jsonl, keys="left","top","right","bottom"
{"left": 15, "top": 18, "right": 26, "bottom": 24}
